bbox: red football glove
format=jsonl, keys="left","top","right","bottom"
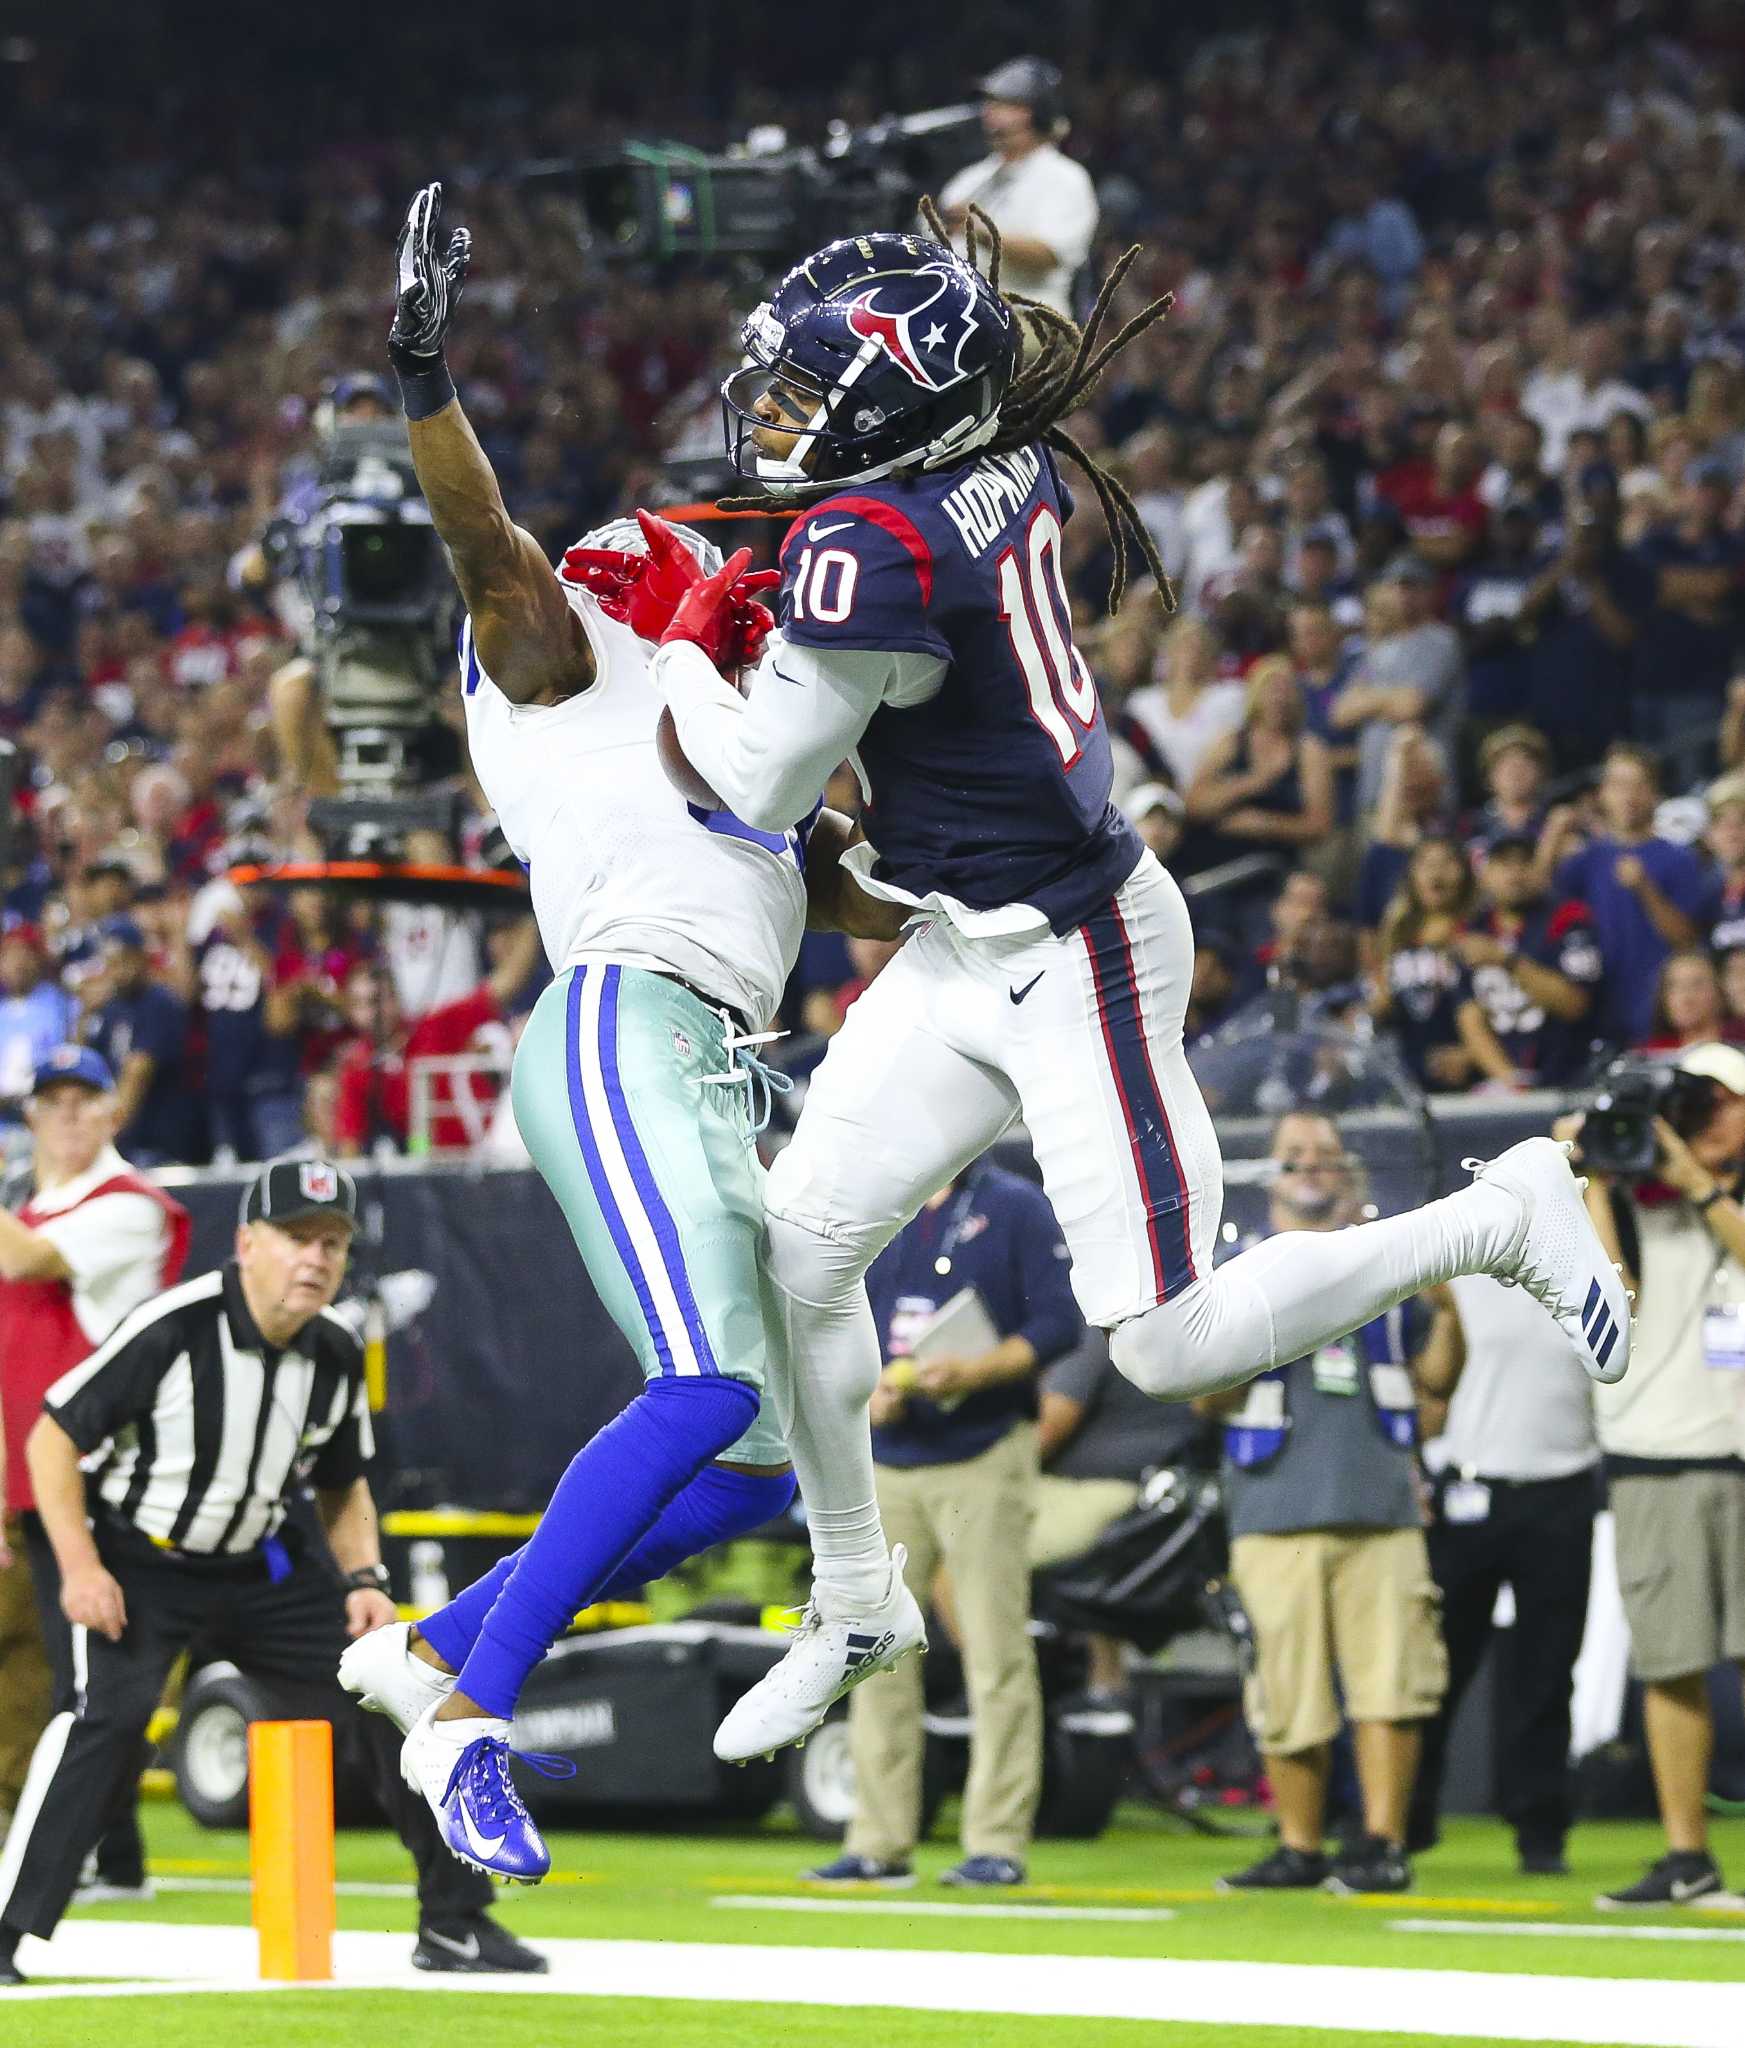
{"left": 558, "top": 545, "right": 643, "bottom": 623}
{"left": 640, "top": 514, "right": 780, "bottom": 675}
{"left": 720, "top": 570, "right": 779, "bottom": 673}
{"left": 659, "top": 545, "right": 758, "bottom": 670}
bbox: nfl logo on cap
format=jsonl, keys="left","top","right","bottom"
{"left": 241, "top": 1157, "right": 359, "bottom": 1229}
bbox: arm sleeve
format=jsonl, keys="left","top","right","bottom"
{"left": 42, "top": 1302, "right": 182, "bottom": 1453}
{"left": 650, "top": 506, "right": 949, "bottom": 832}
{"left": 653, "top": 634, "right": 919, "bottom": 835}
{"left": 33, "top": 1193, "right": 167, "bottom": 1291}
{"left": 1007, "top": 1185, "right": 1084, "bottom": 1364}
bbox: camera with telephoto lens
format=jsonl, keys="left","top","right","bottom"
{"left": 1579, "top": 1058, "right": 1721, "bottom": 1179}
{"left": 273, "top": 420, "right": 456, "bottom": 801}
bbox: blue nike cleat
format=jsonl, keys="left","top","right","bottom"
{"left": 401, "top": 1706, "right": 575, "bottom": 1885}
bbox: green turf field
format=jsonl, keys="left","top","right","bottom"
{"left": 13, "top": 1800, "right": 1743, "bottom": 2047}
{"left": 7, "top": 1998, "right": 1689, "bottom": 2048}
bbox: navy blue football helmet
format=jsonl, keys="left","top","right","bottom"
{"left": 722, "top": 233, "right": 1019, "bottom": 493}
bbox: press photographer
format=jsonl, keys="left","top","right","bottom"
{"left": 1559, "top": 1043, "right": 1745, "bottom": 1908}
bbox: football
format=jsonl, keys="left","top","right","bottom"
{"left": 656, "top": 705, "right": 723, "bottom": 811}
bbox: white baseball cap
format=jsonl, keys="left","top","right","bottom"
{"left": 1675, "top": 1042, "right": 1745, "bottom": 1098}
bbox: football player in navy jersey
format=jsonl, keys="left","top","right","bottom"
{"left": 646, "top": 208, "right": 1634, "bottom": 1766}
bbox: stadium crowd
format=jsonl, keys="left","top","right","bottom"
{"left": 6, "top": 2, "right": 1745, "bottom": 1161}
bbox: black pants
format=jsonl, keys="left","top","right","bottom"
{"left": 20, "top": 1513, "right": 148, "bottom": 1887}
{"left": 0, "top": 1519, "right": 489, "bottom": 1941}
{"left": 1409, "top": 1466, "right": 1597, "bottom": 1856}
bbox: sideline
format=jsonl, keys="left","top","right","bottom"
{"left": 10, "top": 1920, "right": 1741, "bottom": 2044}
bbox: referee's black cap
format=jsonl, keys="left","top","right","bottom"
{"left": 240, "top": 1159, "right": 360, "bottom": 1232}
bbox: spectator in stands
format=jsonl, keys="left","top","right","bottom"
{"left": 1465, "top": 724, "right": 1552, "bottom": 856}
{"left": 1123, "top": 783, "right": 1185, "bottom": 871}
{"left": 1202, "top": 1112, "right": 1458, "bottom": 1895}
{"left": 333, "top": 918, "right": 539, "bottom": 1156}
{"left": 1397, "top": 423, "right": 1489, "bottom": 575}
{"left": 0, "top": 925, "right": 75, "bottom": 1126}
{"left": 1453, "top": 499, "right": 1544, "bottom": 732}
{"left": 1565, "top": 1047, "right": 1745, "bottom": 1908}
{"left": 1707, "top": 787, "right": 1745, "bottom": 921}
{"left": 1408, "top": 1276, "right": 1601, "bottom": 1877}
{"left": 1639, "top": 950, "right": 1740, "bottom": 1053}
{"left": 1455, "top": 835, "right": 1602, "bottom": 1088}
{"left": 1633, "top": 458, "right": 1745, "bottom": 745}
{"left": 1233, "top": 869, "right": 1329, "bottom": 1007}
{"left": 1125, "top": 615, "right": 1245, "bottom": 791}
{"left": 1183, "top": 657, "right": 1334, "bottom": 867}
{"left": 1355, "top": 729, "right": 1455, "bottom": 958}
{"left": 191, "top": 885, "right": 304, "bottom": 1165}
{"left": 1033, "top": 1330, "right": 1213, "bottom": 1702}
{"left": 1516, "top": 491, "right": 1651, "bottom": 768}
{"left": 1331, "top": 568, "right": 1464, "bottom": 819}
{"left": 1371, "top": 838, "right": 1514, "bottom": 1094}
{"left": 1545, "top": 743, "right": 1718, "bottom": 1045}
{"left": 813, "top": 1158, "right": 1082, "bottom": 1889}
{"left": 80, "top": 916, "right": 192, "bottom": 1164}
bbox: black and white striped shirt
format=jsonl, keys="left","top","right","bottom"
{"left": 42, "top": 1263, "right": 372, "bottom": 1556}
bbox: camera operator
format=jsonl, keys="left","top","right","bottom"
{"left": 248, "top": 376, "right": 454, "bottom": 804}
{"left": 935, "top": 59, "right": 1098, "bottom": 321}
{"left": 1561, "top": 1043, "right": 1745, "bottom": 1908}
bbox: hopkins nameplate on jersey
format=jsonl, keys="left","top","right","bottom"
{"left": 939, "top": 447, "right": 1044, "bottom": 558}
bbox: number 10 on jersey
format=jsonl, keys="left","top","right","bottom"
{"left": 999, "top": 506, "right": 1097, "bottom": 767}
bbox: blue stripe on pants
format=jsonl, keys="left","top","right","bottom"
{"left": 598, "top": 965, "right": 721, "bottom": 1375}
{"left": 564, "top": 966, "right": 677, "bottom": 1375}
{"left": 1081, "top": 903, "right": 1196, "bottom": 1301}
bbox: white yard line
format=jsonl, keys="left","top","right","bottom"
{"left": 711, "top": 1896, "right": 1177, "bottom": 1923}
{"left": 9, "top": 1920, "right": 1742, "bottom": 2045}
{"left": 131, "top": 1876, "right": 417, "bottom": 1900}
{"left": 1393, "top": 1918, "right": 1745, "bottom": 1946}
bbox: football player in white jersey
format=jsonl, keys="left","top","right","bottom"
{"left": 338, "top": 186, "right": 917, "bottom": 1884}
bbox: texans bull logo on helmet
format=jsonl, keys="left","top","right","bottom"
{"left": 844, "top": 271, "right": 968, "bottom": 393}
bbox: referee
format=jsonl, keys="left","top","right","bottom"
{"left": 0, "top": 1159, "right": 543, "bottom": 1987}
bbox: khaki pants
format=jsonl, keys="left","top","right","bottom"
{"left": 0, "top": 1513, "right": 53, "bottom": 1809}
{"left": 848, "top": 1425, "right": 1042, "bottom": 1862}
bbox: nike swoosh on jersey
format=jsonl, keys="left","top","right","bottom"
{"left": 455, "top": 1802, "right": 507, "bottom": 1861}
{"left": 809, "top": 519, "right": 855, "bottom": 541}
{"left": 421, "top": 1928, "right": 481, "bottom": 1959}
{"left": 772, "top": 665, "right": 807, "bottom": 687}
{"left": 1009, "top": 972, "right": 1045, "bottom": 1005}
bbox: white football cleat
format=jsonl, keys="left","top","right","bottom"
{"left": 1471, "top": 1137, "right": 1631, "bottom": 1383}
{"left": 339, "top": 1620, "right": 455, "bottom": 1736}
{"left": 714, "top": 1546, "right": 927, "bottom": 1763}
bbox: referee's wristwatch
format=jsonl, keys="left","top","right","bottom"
{"left": 345, "top": 1563, "right": 392, "bottom": 1594}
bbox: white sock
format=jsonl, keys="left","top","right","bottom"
{"left": 766, "top": 1215, "right": 892, "bottom": 1613}
{"left": 1114, "top": 1180, "right": 1516, "bottom": 1402}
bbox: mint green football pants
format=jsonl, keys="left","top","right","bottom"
{"left": 510, "top": 962, "right": 789, "bottom": 1468}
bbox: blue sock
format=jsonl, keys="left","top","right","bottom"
{"left": 418, "top": 1463, "right": 795, "bottom": 1673}
{"left": 450, "top": 1375, "right": 758, "bottom": 1719}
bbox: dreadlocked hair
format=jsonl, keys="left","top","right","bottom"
{"left": 721, "top": 202, "right": 1176, "bottom": 618}
{"left": 924, "top": 197, "right": 1176, "bottom": 617}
